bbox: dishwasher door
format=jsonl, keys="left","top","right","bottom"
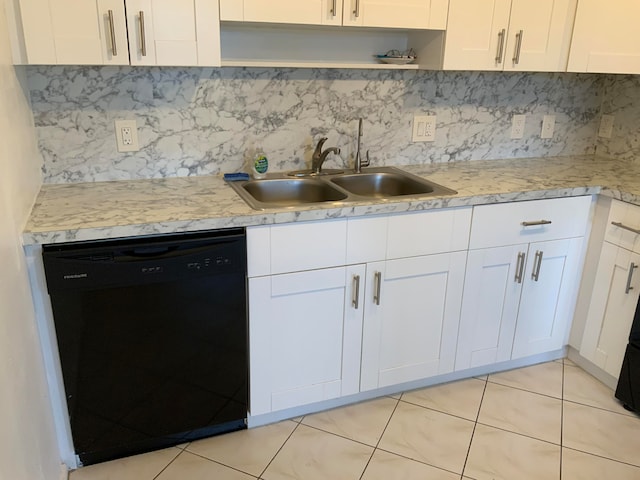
{"left": 43, "top": 229, "right": 248, "bottom": 466}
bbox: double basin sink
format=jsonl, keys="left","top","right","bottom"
{"left": 227, "top": 166, "right": 457, "bottom": 210}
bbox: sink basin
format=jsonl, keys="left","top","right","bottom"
{"left": 233, "top": 178, "right": 348, "bottom": 209}
{"left": 330, "top": 167, "right": 457, "bottom": 198}
{"left": 226, "top": 167, "right": 457, "bottom": 210}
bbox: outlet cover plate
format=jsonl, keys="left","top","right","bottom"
{"left": 598, "top": 114, "right": 614, "bottom": 138}
{"left": 511, "top": 114, "right": 526, "bottom": 139}
{"left": 541, "top": 115, "right": 555, "bottom": 139}
{"left": 412, "top": 115, "right": 436, "bottom": 142}
{"left": 115, "top": 119, "right": 139, "bottom": 152}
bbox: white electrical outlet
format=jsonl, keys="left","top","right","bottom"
{"left": 412, "top": 115, "right": 436, "bottom": 142}
{"left": 511, "top": 114, "right": 526, "bottom": 139}
{"left": 598, "top": 114, "right": 615, "bottom": 138}
{"left": 541, "top": 115, "right": 555, "bottom": 139}
{"left": 115, "top": 120, "right": 139, "bottom": 152}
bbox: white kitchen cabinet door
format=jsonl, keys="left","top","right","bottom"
{"left": 443, "top": 0, "right": 512, "bottom": 70}
{"left": 568, "top": 0, "right": 640, "bottom": 74}
{"left": 444, "top": 0, "right": 576, "bottom": 72}
{"left": 222, "top": 0, "right": 343, "bottom": 26}
{"left": 502, "top": 0, "right": 576, "bottom": 72}
{"left": 18, "top": 0, "right": 128, "bottom": 64}
{"left": 360, "top": 251, "right": 466, "bottom": 391}
{"left": 249, "top": 265, "right": 364, "bottom": 416}
{"left": 456, "top": 245, "right": 524, "bottom": 371}
{"left": 580, "top": 243, "right": 640, "bottom": 378}
{"left": 343, "top": 0, "right": 449, "bottom": 29}
{"left": 511, "top": 237, "right": 584, "bottom": 359}
{"left": 126, "top": 0, "right": 220, "bottom": 66}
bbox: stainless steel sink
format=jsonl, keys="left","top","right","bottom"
{"left": 232, "top": 178, "right": 348, "bottom": 209}
{"left": 226, "top": 166, "right": 457, "bottom": 210}
{"left": 330, "top": 168, "right": 456, "bottom": 198}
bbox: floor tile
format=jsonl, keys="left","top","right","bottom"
{"left": 378, "top": 401, "right": 475, "bottom": 474}
{"left": 155, "top": 451, "right": 255, "bottom": 480}
{"left": 361, "top": 450, "right": 459, "bottom": 480}
{"left": 563, "top": 364, "right": 634, "bottom": 416}
{"left": 563, "top": 401, "right": 640, "bottom": 467}
{"left": 186, "top": 421, "right": 297, "bottom": 477}
{"left": 464, "top": 424, "right": 561, "bottom": 480}
{"left": 488, "top": 361, "right": 563, "bottom": 398}
{"left": 401, "top": 377, "right": 485, "bottom": 421}
{"left": 561, "top": 448, "right": 640, "bottom": 480}
{"left": 69, "top": 447, "right": 181, "bottom": 480}
{"left": 478, "top": 381, "right": 562, "bottom": 444}
{"left": 301, "top": 397, "right": 397, "bottom": 446}
{"left": 262, "top": 424, "right": 373, "bottom": 480}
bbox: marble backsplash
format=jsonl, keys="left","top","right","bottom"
{"left": 26, "top": 67, "right": 604, "bottom": 184}
{"left": 598, "top": 75, "right": 640, "bottom": 161}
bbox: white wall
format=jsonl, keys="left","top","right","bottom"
{"left": 0, "top": 2, "right": 61, "bottom": 479}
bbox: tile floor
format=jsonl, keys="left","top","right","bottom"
{"left": 69, "top": 359, "right": 640, "bottom": 480}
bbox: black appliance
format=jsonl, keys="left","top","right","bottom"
{"left": 615, "top": 296, "right": 640, "bottom": 413}
{"left": 42, "top": 229, "right": 248, "bottom": 466}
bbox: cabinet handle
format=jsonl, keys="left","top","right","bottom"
{"left": 107, "top": 10, "right": 117, "bottom": 56}
{"left": 353, "top": 0, "right": 360, "bottom": 17}
{"left": 373, "top": 271, "right": 381, "bottom": 305}
{"left": 515, "top": 252, "right": 525, "bottom": 284}
{"left": 331, "top": 0, "right": 337, "bottom": 16}
{"left": 625, "top": 263, "right": 638, "bottom": 294}
{"left": 532, "top": 250, "right": 543, "bottom": 282}
{"left": 495, "top": 28, "right": 506, "bottom": 64}
{"left": 352, "top": 274, "right": 360, "bottom": 309}
{"left": 513, "top": 29, "right": 523, "bottom": 64}
{"left": 138, "top": 11, "right": 147, "bottom": 57}
{"left": 521, "top": 220, "right": 552, "bottom": 227}
{"left": 612, "top": 221, "right": 640, "bottom": 235}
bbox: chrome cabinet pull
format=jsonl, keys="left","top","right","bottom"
{"left": 495, "top": 28, "right": 506, "bottom": 64}
{"left": 331, "top": 0, "right": 337, "bottom": 16}
{"left": 514, "top": 252, "right": 525, "bottom": 284}
{"left": 373, "top": 271, "right": 381, "bottom": 305}
{"left": 352, "top": 274, "right": 360, "bottom": 308}
{"left": 138, "top": 11, "right": 147, "bottom": 56}
{"left": 513, "top": 29, "right": 523, "bottom": 64}
{"left": 532, "top": 251, "right": 543, "bottom": 282}
{"left": 353, "top": 0, "right": 360, "bottom": 17}
{"left": 107, "top": 10, "right": 117, "bottom": 56}
{"left": 612, "top": 221, "right": 640, "bottom": 235}
{"left": 521, "top": 220, "right": 552, "bottom": 227}
{"left": 625, "top": 263, "right": 638, "bottom": 294}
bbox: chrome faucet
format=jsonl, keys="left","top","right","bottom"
{"left": 311, "top": 137, "right": 340, "bottom": 174}
{"left": 354, "top": 118, "right": 370, "bottom": 173}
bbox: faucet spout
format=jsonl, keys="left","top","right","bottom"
{"left": 312, "top": 138, "right": 341, "bottom": 174}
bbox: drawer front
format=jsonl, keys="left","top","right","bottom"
{"left": 605, "top": 200, "right": 640, "bottom": 252}
{"left": 247, "top": 219, "right": 347, "bottom": 276}
{"left": 469, "top": 196, "right": 592, "bottom": 249}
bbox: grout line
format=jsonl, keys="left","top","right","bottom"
{"left": 358, "top": 395, "right": 402, "bottom": 480}
{"left": 562, "top": 445, "right": 640, "bottom": 470}
{"left": 151, "top": 448, "right": 186, "bottom": 480}
{"left": 485, "top": 378, "right": 563, "bottom": 401}
{"left": 181, "top": 450, "right": 261, "bottom": 478}
{"left": 460, "top": 374, "right": 488, "bottom": 477}
{"left": 258, "top": 420, "right": 301, "bottom": 479}
{"left": 563, "top": 397, "right": 640, "bottom": 418}
{"left": 398, "top": 397, "right": 481, "bottom": 424}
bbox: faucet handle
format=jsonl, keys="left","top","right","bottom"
{"left": 361, "top": 150, "right": 371, "bottom": 168}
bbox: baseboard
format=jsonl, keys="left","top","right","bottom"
{"left": 59, "top": 463, "right": 68, "bottom": 480}
{"left": 567, "top": 346, "right": 618, "bottom": 389}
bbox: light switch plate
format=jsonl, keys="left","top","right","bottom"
{"left": 598, "top": 114, "right": 614, "bottom": 138}
{"left": 541, "top": 115, "right": 555, "bottom": 139}
{"left": 412, "top": 115, "right": 436, "bottom": 142}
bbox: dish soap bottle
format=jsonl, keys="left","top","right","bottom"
{"left": 246, "top": 147, "right": 269, "bottom": 179}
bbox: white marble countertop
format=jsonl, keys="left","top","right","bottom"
{"left": 23, "top": 154, "right": 640, "bottom": 245}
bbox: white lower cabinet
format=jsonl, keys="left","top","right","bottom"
{"left": 360, "top": 251, "right": 467, "bottom": 391}
{"left": 249, "top": 265, "right": 364, "bottom": 416}
{"left": 456, "top": 197, "right": 591, "bottom": 371}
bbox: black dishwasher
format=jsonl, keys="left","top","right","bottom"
{"left": 42, "top": 229, "right": 248, "bottom": 466}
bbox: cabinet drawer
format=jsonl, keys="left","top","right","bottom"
{"left": 605, "top": 200, "right": 640, "bottom": 252}
{"left": 469, "top": 196, "right": 592, "bottom": 249}
{"left": 247, "top": 219, "right": 347, "bottom": 276}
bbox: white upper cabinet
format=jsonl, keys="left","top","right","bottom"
{"left": 220, "top": 0, "right": 342, "bottom": 26}
{"left": 343, "top": 0, "right": 449, "bottom": 29}
{"left": 221, "top": 0, "right": 448, "bottom": 29}
{"left": 443, "top": 0, "right": 577, "bottom": 71}
{"left": 14, "top": 0, "right": 220, "bottom": 65}
{"left": 568, "top": 0, "right": 640, "bottom": 74}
